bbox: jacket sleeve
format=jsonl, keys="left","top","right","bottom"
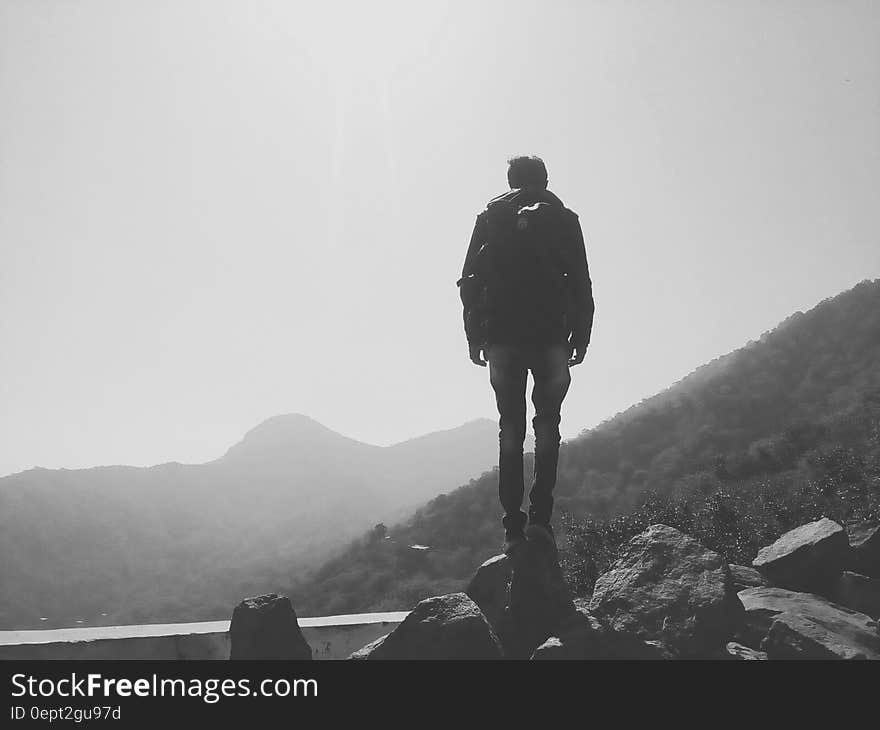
{"left": 565, "top": 212, "right": 595, "bottom": 347}
{"left": 456, "top": 213, "right": 487, "bottom": 345}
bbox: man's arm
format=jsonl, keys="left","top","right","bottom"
{"left": 565, "top": 212, "right": 595, "bottom": 364}
{"left": 457, "top": 213, "right": 489, "bottom": 365}
{"left": 460, "top": 212, "right": 486, "bottom": 282}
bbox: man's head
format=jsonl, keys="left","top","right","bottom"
{"left": 507, "top": 155, "right": 548, "bottom": 189}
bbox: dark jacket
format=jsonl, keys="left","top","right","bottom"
{"left": 457, "top": 187, "right": 594, "bottom": 348}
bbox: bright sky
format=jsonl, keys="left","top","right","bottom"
{"left": 1, "top": 0, "right": 878, "bottom": 477}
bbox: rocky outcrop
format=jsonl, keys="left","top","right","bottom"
{"left": 465, "top": 554, "right": 511, "bottom": 635}
{"left": 345, "top": 518, "right": 880, "bottom": 661}
{"left": 350, "top": 592, "right": 502, "bottom": 660}
{"left": 345, "top": 538, "right": 578, "bottom": 660}
{"left": 752, "top": 518, "right": 850, "bottom": 592}
{"left": 847, "top": 522, "right": 880, "bottom": 578}
{"left": 504, "top": 539, "right": 576, "bottom": 658}
{"left": 729, "top": 563, "right": 770, "bottom": 591}
{"left": 229, "top": 593, "right": 312, "bottom": 660}
{"left": 465, "top": 544, "right": 662, "bottom": 659}
{"left": 739, "top": 586, "right": 880, "bottom": 660}
{"left": 588, "top": 524, "right": 744, "bottom": 657}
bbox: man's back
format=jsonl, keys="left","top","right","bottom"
{"left": 459, "top": 185, "right": 594, "bottom": 353}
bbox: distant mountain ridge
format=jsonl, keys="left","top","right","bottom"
{"left": 0, "top": 415, "right": 500, "bottom": 629}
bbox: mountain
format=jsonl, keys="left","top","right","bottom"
{"left": 0, "top": 416, "right": 500, "bottom": 629}
{"left": 294, "top": 279, "right": 880, "bottom": 617}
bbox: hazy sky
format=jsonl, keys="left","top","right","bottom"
{"left": 1, "top": 0, "right": 878, "bottom": 477}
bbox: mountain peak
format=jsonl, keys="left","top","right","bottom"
{"left": 247, "top": 413, "right": 330, "bottom": 436}
{"left": 221, "top": 413, "right": 373, "bottom": 463}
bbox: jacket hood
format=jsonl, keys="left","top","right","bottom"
{"left": 486, "top": 186, "right": 565, "bottom": 210}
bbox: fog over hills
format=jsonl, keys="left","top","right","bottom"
{"left": 0, "top": 415, "right": 502, "bottom": 629}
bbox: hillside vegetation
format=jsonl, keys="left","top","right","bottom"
{"left": 293, "top": 280, "right": 880, "bottom": 617}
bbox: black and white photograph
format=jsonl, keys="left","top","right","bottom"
{"left": 1, "top": 0, "right": 879, "bottom": 720}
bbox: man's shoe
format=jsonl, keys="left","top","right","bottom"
{"left": 525, "top": 522, "right": 557, "bottom": 552}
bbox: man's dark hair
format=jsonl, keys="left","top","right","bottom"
{"left": 507, "top": 155, "right": 548, "bottom": 189}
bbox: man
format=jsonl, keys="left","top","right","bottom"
{"left": 457, "top": 156, "right": 594, "bottom": 555}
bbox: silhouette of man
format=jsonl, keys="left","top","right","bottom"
{"left": 457, "top": 156, "right": 594, "bottom": 555}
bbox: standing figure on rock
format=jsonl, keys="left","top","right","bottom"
{"left": 457, "top": 156, "right": 595, "bottom": 555}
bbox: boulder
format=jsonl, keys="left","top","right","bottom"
{"left": 465, "top": 554, "right": 511, "bottom": 634}
{"left": 348, "top": 634, "right": 388, "bottom": 660}
{"left": 530, "top": 637, "right": 567, "bottom": 660}
{"left": 763, "top": 612, "right": 880, "bottom": 660}
{"left": 847, "top": 522, "right": 880, "bottom": 578}
{"left": 832, "top": 571, "right": 880, "bottom": 619}
{"left": 528, "top": 607, "right": 671, "bottom": 660}
{"left": 729, "top": 563, "right": 770, "bottom": 591}
{"left": 588, "top": 524, "right": 744, "bottom": 657}
{"left": 752, "top": 518, "right": 849, "bottom": 592}
{"left": 560, "top": 606, "right": 672, "bottom": 659}
{"left": 738, "top": 586, "right": 829, "bottom": 643}
{"left": 229, "top": 593, "right": 312, "bottom": 660}
{"left": 354, "top": 593, "right": 503, "bottom": 660}
{"left": 503, "top": 539, "right": 576, "bottom": 658}
{"left": 725, "top": 642, "right": 768, "bottom": 660}
{"left": 738, "top": 586, "right": 880, "bottom": 660}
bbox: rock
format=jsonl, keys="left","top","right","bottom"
{"left": 465, "top": 554, "right": 511, "bottom": 634}
{"left": 348, "top": 634, "right": 388, "bottom": 660}
{"left": 738, "top": 587, "right": 827, "bottom": 643}
{"left": 729, "top": 563, "right": 770, "bottom": 591}
{"left": 847, "top": 522, "right": 880, "bottom": 578}
{"left": 763, "top": 612, "right": 880, "bottom": 660}
{"left": 725, "top": 641, "right": 768, "bottom": 660}
{"left": 589, "top": 524, "right": 744, "bottom": 657}
{"left": 528, "top": 606, "right": 671, "bottom": 659}
{"left": 568, "top": 606, "right": 672, "bottom": 659}
{"left": 832, "top": 571, "right": 880, "bottom": 619}
{"left": 504, "top": 539, "right": 576, "bottom": 658}
{"left": 752, "top": 518, "right": 849, "bottom": 592}
{"left": 229, "top": 593, "right": 312, "bottom": 660}
{"left": 530, "top": 637, "right": 567, "bottom": 660}
{"left": 355, "top": 593, "right": 503, "bottom": 660}
{"left": 535, "top": 607, "right": 604, "bottom": 660}
{"left": 738, "top": 586, "right": 880, "bottom": 660}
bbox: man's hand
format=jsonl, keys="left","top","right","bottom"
{"left": 568, "top": 340, "right": 588, "bottom": 367}
{"left": 469, "top": 343, "right": 488, "bottom": 367}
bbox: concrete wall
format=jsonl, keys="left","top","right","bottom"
{"left": 0, "top": 612, "right": 408, "bottom": 661}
